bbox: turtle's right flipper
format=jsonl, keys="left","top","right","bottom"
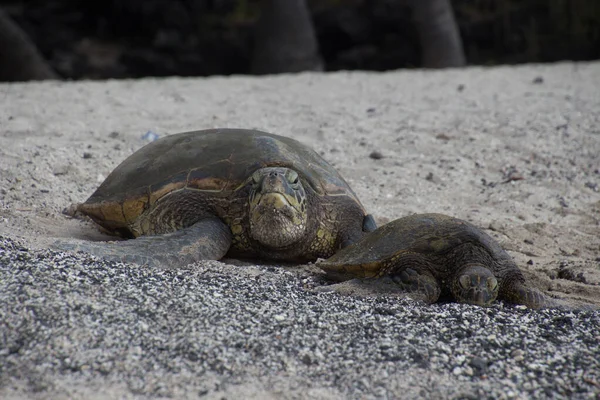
{"left": 52, "top": 217, "right": 232, "bottom": 268}
{"left": 390, "top": 268, "right": 441, "bottom": 303}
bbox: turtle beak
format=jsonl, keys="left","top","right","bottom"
{"left": 472, "top": 291, "right": 490, "bottom": 306}
{"left": 252, "top": 169, "right": 300, "bottom": 212}
{"left": 258, "top": 192, "right": 292, "bottom": 210}
{"left": 463, "top": 288, "right": 495, "bottom": 307}
{"left": 457, "top": 268, "right": 498, "bottom": 307}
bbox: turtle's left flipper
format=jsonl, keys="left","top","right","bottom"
{"left": 503, "top": 285, "right": 551, "bottom": 309}
{"left": 52, "top": 217, "right": 232, "bottom": 268}
{"left": 501, "top": 283, "right": 598, "bottom": 311}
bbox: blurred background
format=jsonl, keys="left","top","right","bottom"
{"left": 0, "top": 0, "right": 599, "bottom": 82}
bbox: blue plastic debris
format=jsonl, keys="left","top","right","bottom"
{"left": 142, "top": 130, "right": 160, "bottom": 142}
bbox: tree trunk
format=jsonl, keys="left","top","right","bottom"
{"left": 251, "top": 0, "right": 323, "bottom": 74}
{"left": 0, "top": 8, "right": 58, "bottom": 81}
{"left": 411, "top": 0, "right": 466, "bottom": 68}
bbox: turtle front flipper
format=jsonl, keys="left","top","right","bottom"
{"left": 52, "top": 217, "right": 232, "bottom": 268}
{"left": 390, "top": 268, "right": 441, "bottom": 304}
{"left": 500, "top": 282, "right": 564, "bottom": 309}
{"left": 501, "top": 282, "right": 600, "bottom": 310}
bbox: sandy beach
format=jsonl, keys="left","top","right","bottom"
{"left": 1, "top": 61, "right": 599, "bottom": 399}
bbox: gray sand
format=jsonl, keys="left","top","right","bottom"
{"left": 1, "top": 62, "right": 599, "bottom": 399}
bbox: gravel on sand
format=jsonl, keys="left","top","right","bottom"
{"left": 1, "top": 236, "right": 599, "bottom": 399}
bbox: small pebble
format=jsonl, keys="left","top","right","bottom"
{"left": 512, "top": 349, "right": 525, "bottom": 362}
{"left": 142, "top": 130, "right": 161, "bottom": 142}
{"left": 369, "top": 151, "right": 384, "bottom": 160}
{"left": 52, "top": 165, "right": 70, "bottom": 176}
{"left": 469, "top": 356, "right": 488, "bottom": 374}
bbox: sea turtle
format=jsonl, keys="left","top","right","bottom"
{"left": 55, "top": 128, "right": 376, "bottom": 267}
{"left": 318, "top": 213, "right": 561, "bottom": 309}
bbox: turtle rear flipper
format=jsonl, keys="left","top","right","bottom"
{"left": 362, "top": 214, "right": 378, "bottom": 233}
{"left": 52, "top": 217, "right": 232, "bottom": 268}
{"left": 337, "top": 213, "right": 378, "bottom": 248}
{"left": 62, "top": 203, "right": 86, "bottom": 219}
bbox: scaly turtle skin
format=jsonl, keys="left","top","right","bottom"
{"left": 319, "top": 213, "right": 559, "bottom": 309}
{"left": 55, "top": 128, "right": 376, "bottom": 267}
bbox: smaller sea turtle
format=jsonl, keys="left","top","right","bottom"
{"left": 319, "top": 213, "right": 561, "bottom": 309}
{"left": 54, "top": 128, "right": 376, "bottom": 267}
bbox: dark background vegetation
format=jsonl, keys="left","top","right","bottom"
{"left": 1, "top": 0, "right": 599, "bottom": 80}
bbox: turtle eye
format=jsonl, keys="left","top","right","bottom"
{"left": 459, "top": 274, "right": 471, "bottom": 289}
{"left": 487, "top": 276, "right": 498, "bottom": 291}
{"left": 287, "top": 170, "right": 300, "bottom": 185}
{"left": 251, "top": 171, "right": 261, "bottom": 185}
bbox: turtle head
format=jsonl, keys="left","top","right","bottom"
{"left": 452, "top": 265, "right": 499, "bottom": 306}
{"left": 248, "top": 167, "right": 308, "bottom": 248}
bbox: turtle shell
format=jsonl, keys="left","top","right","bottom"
{"left": 78, "top": 128, "right": 363, "bottom": 231}
{"left": 319, "top": 213, "right": 507, "bottom": 279}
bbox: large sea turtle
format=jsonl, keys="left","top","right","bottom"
{"left": 319, "top": 213, "right": 564, "bottom": 309}
{"left": 55, "top": 128, "right": 376, "bottom": 267}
